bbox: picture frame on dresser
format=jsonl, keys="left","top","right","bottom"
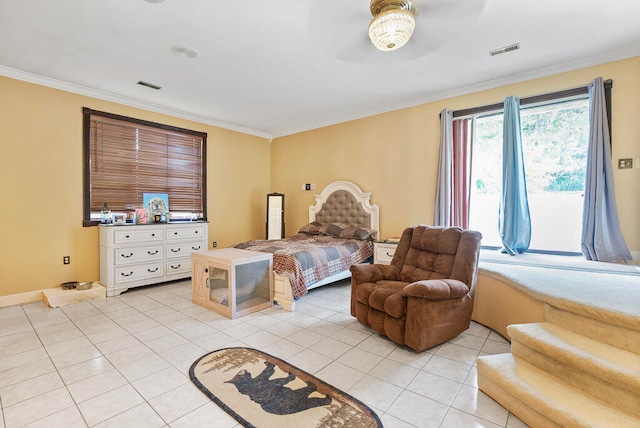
{"left": 143, "top": 192, "right": 169, "bottom": 222}
{"left": 99, "top": 222, "right": 208, "bottom": 296}
{"left": 112, "top": 214, "right": 126, "bottom": 224}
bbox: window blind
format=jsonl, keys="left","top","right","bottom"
{"left": 83, "top": 108, "right": 207, "bottom": 226}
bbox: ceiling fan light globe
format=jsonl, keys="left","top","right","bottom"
{"left": 368, "top": 9, "right": 415, "bottom": 52}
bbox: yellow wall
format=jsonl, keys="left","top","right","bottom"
{"left": 1, "top": 57, "right": 638, "bottom": 298}
{"left": 271, "top": 57, "right": 640, "bottom": 254}
{"left": 0, "top": 76, "right": 270, "bottom": 297}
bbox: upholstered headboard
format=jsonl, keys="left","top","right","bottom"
{"left": 309, "top": 181, "right": 379, "bottom": 235}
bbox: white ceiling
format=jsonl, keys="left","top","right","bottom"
{"left": 1, "top": 0, "right": 638, "bottom": 138}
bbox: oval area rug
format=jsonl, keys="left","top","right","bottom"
{"left": 189, "top": 347, "right": 382, "bottom": 428}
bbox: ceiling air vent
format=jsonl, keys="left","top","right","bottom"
{"left": 137, "top": 81, "right": 162, "bottom": 90}
{"left": 489, "top": 43, "right": 520, "bottom": 57}
{"left": 172, "top": 45, "right": 200, "bottom": 59}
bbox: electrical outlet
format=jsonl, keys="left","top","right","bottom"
{"left": 618, "top": 158, "right": 633, "bottom": 169}
{"left": 635, "top": 158, "right": 640, "bottom": 168}
{"left": 212, "top": 241, "right": 217, "bottom": 247}
{"left": 63, "top": 256, "right": 70, "bottom": 265}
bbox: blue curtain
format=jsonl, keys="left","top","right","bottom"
{"left": 581, "top": 77, "right": 631, "bottom": 262}
{"left": 499, "top": 96, "right": 531, "bottom": 255}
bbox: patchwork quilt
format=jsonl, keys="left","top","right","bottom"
{"left": 234, "top": 234, "right": 373, "bottom": 299}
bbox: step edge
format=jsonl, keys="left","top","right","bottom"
{"left": 507, "top": 322, "right": 640, "bottom": 388}
{"left": 477, "top": 354, "right": 640, "bottom": 426}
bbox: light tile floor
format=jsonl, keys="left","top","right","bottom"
{"left": 0, "top": 279, "right": 529, "bottom": 428}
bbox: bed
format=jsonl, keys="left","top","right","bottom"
{"left": 234, "top": 181, "right": 379, "bottom": 311}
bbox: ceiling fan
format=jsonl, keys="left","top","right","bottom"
{"left": 309, "top": 0, "right": 488, "bottom": 63}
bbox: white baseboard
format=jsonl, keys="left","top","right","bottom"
{"left": 0, "top": 290, "right": 43, "bottom": 308}
{"left": 1, "top": 284, "right": 108, "bottom": 309}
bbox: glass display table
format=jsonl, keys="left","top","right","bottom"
{"left": 192, "top": 248, "right": 273, "bottom": 319}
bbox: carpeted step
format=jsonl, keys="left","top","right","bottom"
{"left": 477, "top": 353, "right": 640, "bottom": 428}
{"left": 508, "top": 322, "right": 640, "bottom": 417}
{"left": 544, "top": 305, "right": 640, "bottom": 354}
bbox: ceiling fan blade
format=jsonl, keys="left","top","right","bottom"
{"left": 308, "top": 0, "right": 373, "bottom": 63}
{"left": 308, "top": 0, "right": 488, "bottom": 63}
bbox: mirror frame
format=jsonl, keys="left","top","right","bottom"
{"left": 266, "top": 193, "right": 285, "bottom": 239}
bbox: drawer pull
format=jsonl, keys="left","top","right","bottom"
{"left": 195, "top": 231, "right": 199, "bottom": 234}
{"left": 121, "top": 253, "right": 134, "bottom": 258}
{"left": 174, "top": 232, "right": 178, "bottom": 235}
{"left": 121, "top": 271, "right": 134, "bottom": 277}
{"left": 192, "top": 245, "right": 201, "bottom": 251}
{"left": 386, "top": 252, "right": 394, "bottom": 257}
{"left": 170, "top": 264, "right": 181, "bottom": 270}
{"left": 147, "top": 250, "right": 159, "bottom": 255}
{"left": 171, "top": 248, "right": 181, "bottom": 253}
{"left": 147, "top": 268, "right": 159, "bottom": 273}
{"left": 125, "top": 235, "right": 130, "bottom": 238}
{"left": 151, "top": 233, "right": 156, "bottom": 237}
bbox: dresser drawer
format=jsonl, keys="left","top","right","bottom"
{"left": 115, "top": 263, "right": 164, "bottom": 284}
{"left": 165, "top": 258, "right": 192, "bottom": 275}
{"left": 114, "top": 245, "right": 164, "bottom": 265}
{"left": 166, "top": 241, "right": 206, "bottom": 259}
{"left": 114, "top": 228, "right": 164, "bottom": 244}
{"left": 166, "top": 226, "right": 206, "bottom": 241}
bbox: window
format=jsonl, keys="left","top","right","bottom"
{"left": 469, "top": 97, "right": 590, "bottom": 252}
{"left": 452, "top": 81, "right": 612, "bottom": 254}
{"left": 83, "top": 108, "right": 207, "bottom": 226}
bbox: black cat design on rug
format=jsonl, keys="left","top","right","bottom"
{"left": 225, "top": 361, "right": 332, "bottom": 414}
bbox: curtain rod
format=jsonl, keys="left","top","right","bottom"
{"left": 450, "top": 79, "right": 612, "bottom": 118}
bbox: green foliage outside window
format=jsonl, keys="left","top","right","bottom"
{"left": 472, "top": 98, "right": 589, "bottom": 195}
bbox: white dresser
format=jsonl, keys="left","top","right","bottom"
{"left": 99, "top": 222, "right": 208, "bottom": 296}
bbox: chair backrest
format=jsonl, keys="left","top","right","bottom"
{"left": 391, "top": 225, "right": 482, "bottom": 290}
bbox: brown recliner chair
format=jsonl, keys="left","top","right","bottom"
{"left": 350, "top": 225, "right": 482, "bottom": 352}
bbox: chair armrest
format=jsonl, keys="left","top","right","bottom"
{"left": 350, "top": 264, "right": 399, "bottom": 284}
{"left": 402, "top": 279, "right": 469, "bottom": 301}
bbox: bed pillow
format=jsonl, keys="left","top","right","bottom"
{"left": 298, "top": 221, "right": 324, "bottom": 235}
{"left": 322, "top": 222, "right": 376, "bottom": 240}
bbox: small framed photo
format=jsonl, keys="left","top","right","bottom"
{"left": 112, "top": 214, "right": 126, "bottom": 224}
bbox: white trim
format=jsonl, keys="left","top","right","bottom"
{"left": 0, "top": 65, "right": 273, "bottom": 139}
{"left": 0, "top": 284, "right": 108, "bottom": 308}
{"left": 270, "top": 49, "right": 640, "bottom": 138}
{"left": 0, "top": 290, "right": 43, "bottom": 308}
{"left": 4, "top": 49, "right": 636, "bottom": 140}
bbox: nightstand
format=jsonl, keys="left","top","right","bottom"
{"left": 373, "top": 241, "right": 398, "bottom": 264}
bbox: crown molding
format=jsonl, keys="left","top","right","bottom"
{"left": 271, "top": 48, "right": 640, "bottom": 138}
{"left": 2, "top": 46, "right": 637, "bottom": 141}
{"left": 0, "top": 65, "right": 273, "bottom": 140}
